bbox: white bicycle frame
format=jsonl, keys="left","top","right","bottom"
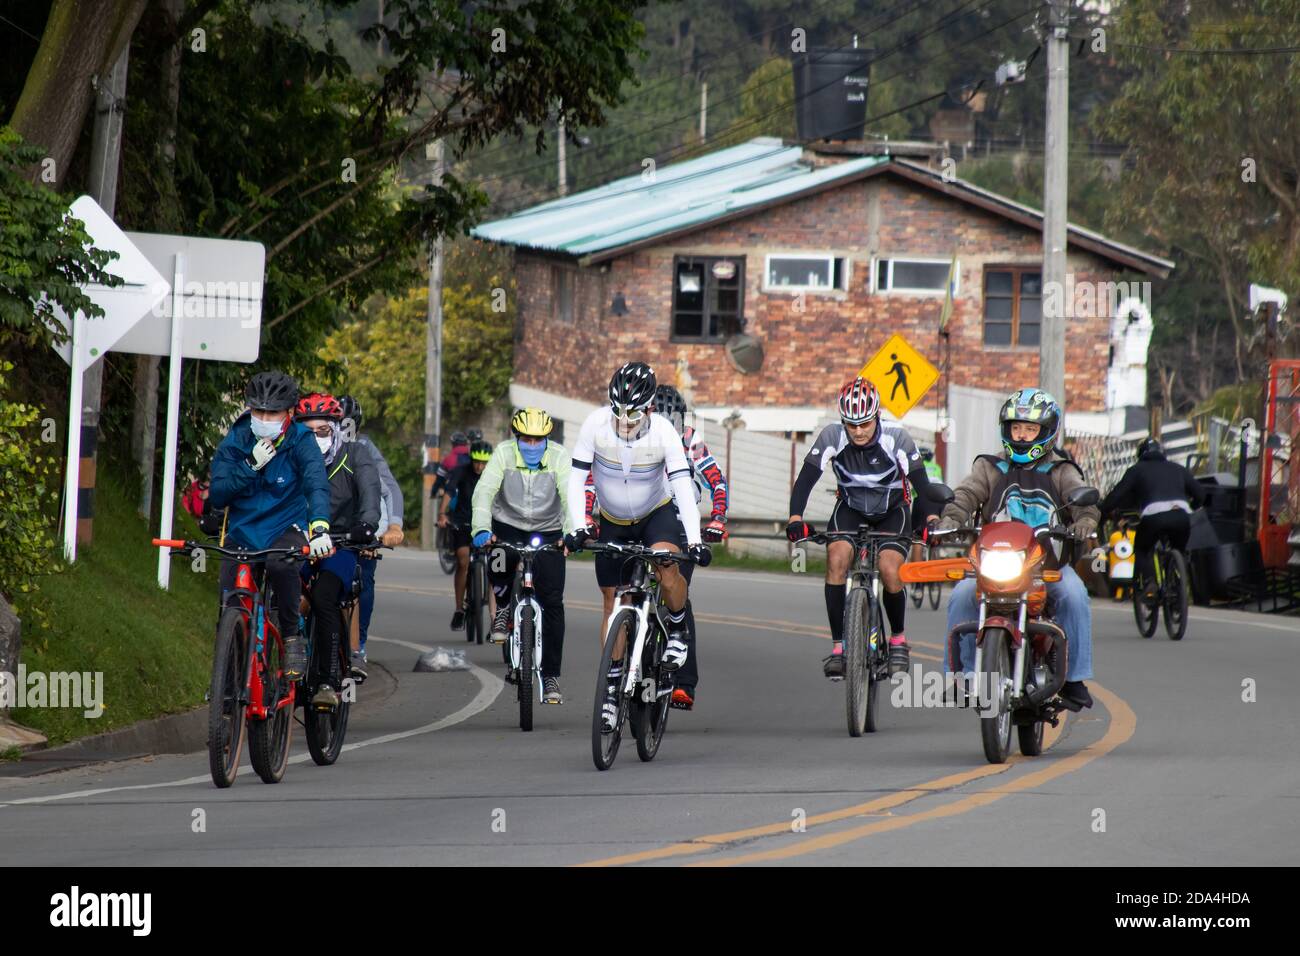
{"left": 601, "top": 585, "right": 675, "bottom": 706}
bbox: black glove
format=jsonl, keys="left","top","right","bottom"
{"left": 349, "top": 523, "right": 377, "bottom": 545}
{"left": 702, "top": 517, "right": 727, "bottom": 543}
{"left": 564, "top": 526, "right": 594, "bottom": 552}
{"left": 198, "top": 505, "right": 225, "bottom": 537}
{"left": 786, "top": 520, "right": 813, "bottom": 543}
{"left": 689, "top": 543, "right": 712, "bottom": 567}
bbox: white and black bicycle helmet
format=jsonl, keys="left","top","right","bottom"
{"left": 609, "top": 362, "right": 657, "bottom": 414}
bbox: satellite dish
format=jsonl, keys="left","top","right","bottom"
{"left": 725, "top": 332, "right": 764, "bottom": 374}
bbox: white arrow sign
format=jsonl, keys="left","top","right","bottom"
{"left": 48, "top": 196, "right": 171, "bottom": 367}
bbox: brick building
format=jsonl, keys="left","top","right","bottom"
{"left": 474, "top": 138, "right": 1172, "bottom": 458}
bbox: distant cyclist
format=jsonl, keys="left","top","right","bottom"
{"left": 295, "top": 392, "right": 381, "bottom": 703}
{"left": 339, "top": 395, "right": 404, "bottom": 666}
{"left": 440, "top": 439, "right": 493, "bottom": 631}
{"left": 471, "top": 409, "right": 572, "bottom": 704}
{"left": 1099, "top": 438, "right": 1205, "bottom": 599}
{"left": 786, "top": 377, "right": 938, "bottom": 680}
{"left": 208, "top": 371, "right": 332, "bottom": 680}
{"left": 431, "top": 430, "right": 471, "bottom": 499}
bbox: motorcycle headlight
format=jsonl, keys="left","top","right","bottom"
{"left": 980, "top": 549, "right": 1026, "bottom": 583}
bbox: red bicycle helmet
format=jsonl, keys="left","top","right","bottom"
{"left": 838, "top": 377, "right": 880, "bottom": 425}
{"left": 294, "top": 392, "right": 343, "bottom": 422}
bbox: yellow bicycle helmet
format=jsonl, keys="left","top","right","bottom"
{"left": 511, "top": 407, "right": 554, "bottom": 438}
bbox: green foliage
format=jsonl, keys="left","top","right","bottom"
{"left": 0, "top": 360, "right": 61, "bottom": 621}
{"left": 715, "top": 57, "right": 795, "bottom": 147}
{"left": 0, "top": 126, "right": 119, "bottom": 349}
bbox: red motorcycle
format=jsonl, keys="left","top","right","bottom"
{"left": 902, "top": 487, "right": 1098, "bottom": 764}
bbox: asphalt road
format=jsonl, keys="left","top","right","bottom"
{"left": 2, "top": 549, "right": 1298, "bottom": 866}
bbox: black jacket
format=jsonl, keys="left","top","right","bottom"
{"left": 325, "top": 441, "right": 382, "bottom": 534}
{"left": 1100, "top": 457, "right": 1206, "bottom": 517}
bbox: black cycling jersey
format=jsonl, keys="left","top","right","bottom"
{"left": 1100, "top": 457, "right": 1206, "bottom": 519}
{"left": 790, "top": 421, "right": 932, "bottom": 517}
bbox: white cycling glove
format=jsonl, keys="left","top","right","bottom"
{"left": 308, "top": 521, "right": 333, "bottom": 559}
{"left": 248, "top": 437, "right": 277, "bottom": 471}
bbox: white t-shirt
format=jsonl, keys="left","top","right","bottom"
{"left": 568, "top": 408, "right": 693, "bottom": 525}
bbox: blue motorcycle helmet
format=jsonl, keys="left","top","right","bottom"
{"left": 999, "top": 387, "right": 1061, "bottom": 464}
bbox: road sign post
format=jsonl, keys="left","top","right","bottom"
{"left": 157, "top": 253, "right": 186, "bottom": 590}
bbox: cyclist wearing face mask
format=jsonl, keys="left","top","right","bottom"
{"left": 208, "top": 371, "right": 332, "bottom": 680}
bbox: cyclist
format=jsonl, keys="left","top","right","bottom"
{"left": 909, "top": 446, "right": 945, "bottom": 565}
{"left": 440, "top": 439, "right": 493, "bottom": 630}
{"left": 583, "top": 383, "right": 727, "bottom": 711}
{"left": 935, "top": 387, "right": 1099, "bottom": 711}
{"left": 339, "top": 395, "right": 404, "bottom": 667}
{"left": 208, "top": 371, "right": 332, "bottom": 680}
{"left": 431, "top": 430, "right": 471, "bottom": 500}
{"left": 471, "top": 409, "right": 572, "bottom": 704}
{"left": 565, "top": 363, "right": 711, "bottom": 708}
{"left": 295, "top": 392, "right": 381, "bottom": 705}
{"left": 1099, "top": 437, "right": 1205, "bottom": 599}
{"left": 786, "top": 377, "right": 938, "bottom": 680}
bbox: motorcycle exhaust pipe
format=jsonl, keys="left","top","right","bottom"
{"left": 1023, "top": 620, "right": 1068, "bottom": 708}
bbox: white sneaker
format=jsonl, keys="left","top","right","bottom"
{"left": 662, "top": 635, "right": 689, "bottom": 671}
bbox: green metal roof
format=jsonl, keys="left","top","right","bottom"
{"left": 471, "top": 138, "right": 888, "bottom": 260}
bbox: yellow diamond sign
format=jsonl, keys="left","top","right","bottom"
{"left": 859, "top": 334, "right": 939, "bottom": 419}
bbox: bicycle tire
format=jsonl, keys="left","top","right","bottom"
{"left": 305, "top": 614, "right": 351, "bottom": 766}
{"left": 1132, "top": 572, "right": 1158, "bottom": 638}
{"left": 472, "top": 559, "right": 489, "bottom": 646}
{"left": 910, "top": 582, "right": 923, "bottom": 609}
{"left": 844, "top": 588, "right": 870, "bottom": 737}
{"left": 519, "top": 604, "right": 535, "bottom": 732}
{"left": 208, "top": 607, "right": 249, "bottom": 789}
{"left": 979, "top": 628, "right": 1012, "bottom": 764}
{"left": 928, "top": 580, "right": 942, "bottom": 610}
{"left": 248, "top": 627, "right": 293, "bottom": 784}
{"left": 635, "top": 625, "right": 671, "bottom": 762}
{"left": 863, "top": 591, "right": 884, "bottom": 733}
{"left": 592, "top": 609, "right": 636, "bottom": 771}
{"left": 437, "top": 526, "right": 456, "bottom": 575}
{"left": 1163, "top": 549, "right": 1190, "bottom": 641}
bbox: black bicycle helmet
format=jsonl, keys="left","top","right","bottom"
{"left": 339, "top": 395, "right": 363, "bottom": 428}
{"left": 920, "top": 447, "right": 935, "bottom": 462}
{"left": 450, "top": 430, "right": 469, "bottom": 446}
{"left": 466, "top": 427, "right": 483, "bottom": 442}
{"left": 1137, "top": 437, "right": 1164, "bottom": 461}
{"left": 609, "top": 362, "right": 657, "bottom": 412}
{"left": 245, "top": 370, "right": 298, "bottom": 412}
{"left": 653, "top": 384, "right": 688, "bottom": 433}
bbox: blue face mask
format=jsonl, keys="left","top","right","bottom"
{"left": 519, "top": 439, "right": 546, "bottom": 468}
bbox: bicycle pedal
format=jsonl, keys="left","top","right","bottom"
{"left": 827, "top": 675, "right": 845, "bottom": 683}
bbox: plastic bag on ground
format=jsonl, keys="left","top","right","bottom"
{"left": 414, "top": 647, "right": 470, "bottom": 672}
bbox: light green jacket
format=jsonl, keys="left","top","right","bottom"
{"left": 471, "top": 439, "right": 572, "bottom": 536}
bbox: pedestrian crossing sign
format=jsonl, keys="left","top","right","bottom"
{"left": 859, "top": 334, "right": 939, "bottom": 419}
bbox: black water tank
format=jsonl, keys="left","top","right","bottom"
{"left": 792, "top": 48, "right": 873, "bottom": 141}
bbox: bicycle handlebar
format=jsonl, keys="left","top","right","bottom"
{"left": 152, "top": 538, "right": 309, "bottom": 559}
{"left": 797, "top": 529, "right": 910, "bottom": 546}
{"left": 476, "top": 539, "right": 565, "bottom": 555}
{"left": 582, "top": 541, "right": 700, "bottom": 565}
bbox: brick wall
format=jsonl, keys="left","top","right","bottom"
{"left": 512, "top": 173, "right": 1120, "bottom": 415}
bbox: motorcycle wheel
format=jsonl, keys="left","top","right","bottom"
{"left": 979, "top": 628, "right": 1013, "bottom": 764}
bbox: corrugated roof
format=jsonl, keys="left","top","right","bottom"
{"left": 471, "top": 138, "right": 888, "bottom": 257}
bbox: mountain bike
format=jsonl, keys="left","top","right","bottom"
{"left": 154, "top": 537, "right": 306, "bottom": 788}
{"left": 799, "top": 527, "right": 905, "bottom": 737}
{"left": 584, "top": 541, "right": 700, "bottom": 770}
{"left": 460, "top": 526, "right": 490, "bottom": 646}
{"left": 909, "top": 525, "right": 944, "bottom": 611}
{"left": 483, "top": 538, "right": 564, "bottom": 731}
{"left": 1117, "top": 513, "right": 1190, "bottom": 641}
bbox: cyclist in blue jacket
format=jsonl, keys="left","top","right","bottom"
{"left": 208, "top": 371, "right": 333, "bottom": 679}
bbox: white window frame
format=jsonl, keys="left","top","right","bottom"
{"left": 872, "top": 256, "right": 959, "bottom": 297}
{"left": 762, "top": 253, "right": 850, "bottom": 295}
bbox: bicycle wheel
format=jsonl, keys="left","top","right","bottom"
{"left": 471, "top": 559, "right": 489, "bottom": 646}
{"left": 305, "top": 616, "right": 351, "bottom": 766}
{"left": 437, "top": 527, "right": 456, "bottom": 575}
{"left": 928, "top": 580, "right": 942, "bottom": 610}
{"left": 208, "top": 607, "right": 249, "bottom": 789}
{"left": 248, "top": 628, "right": 293, "bottom": 784}
{"left": 910, "top": 582, "right": 923, "bottom": 609}
{"left": 1163, "top": 549, "right": 1190, "bottom": 641}
{"left": 863, "top": 592, "right": 884, "bottom": 733}
{"left": 635, "top": 626, "right": 672, "bottom": 762}
{"left": 843, "top": 588, "right": 871, "bottom": 737}
{"left": 592, "top": 609, "right": 636, "bottom": 771}
{"left": 1132, "top": 572, "right": 1158, "bottom": 638}
{"left": 518, "top": 604, "right": 535, "bottom": 732}
{"left": 979, "top": 628, "right": 1013, "bottom": 764}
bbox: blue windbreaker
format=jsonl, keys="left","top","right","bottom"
{"left": 208, "top": 412, "right": 332, "bottom": 549}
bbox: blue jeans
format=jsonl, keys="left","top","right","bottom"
{"left": 358, "top": 555, "right": 377, "bottom": 651}
{"left": 944, "top": 564, "right": 1093, "bottom": 682}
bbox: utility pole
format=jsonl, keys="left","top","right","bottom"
{"left": 699, "top": 80, "right": 708, "bottom": 142}
{"left": 557, "top": 113, "right": 567, "bottom": 196}
{"left": 76, "top": 46, "right": 129, "bottom": 547}
{"left": 420, "top": 139, "right": 445, "bottom": 550}
{"left": 1040, "top": 0, "right": 1069, "bottom": 404}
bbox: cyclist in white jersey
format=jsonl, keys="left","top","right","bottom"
{"left": 565, "top": 363, "right": 711, "bottom": 672}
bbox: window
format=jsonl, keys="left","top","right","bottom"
{"left": 983, "top": 267, "right": 1041, "bottom": 347}
{"left": 874, "top": 257, "right": 956, "bottom": 295}
{"left": 763, "top": 254, "right": 848, "bottom": 293}
{"left": 552, "top": 266, "right": 574, "bottom": 323}
{"left": 672, "top": 255, "right": 744, "bottom": 343}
